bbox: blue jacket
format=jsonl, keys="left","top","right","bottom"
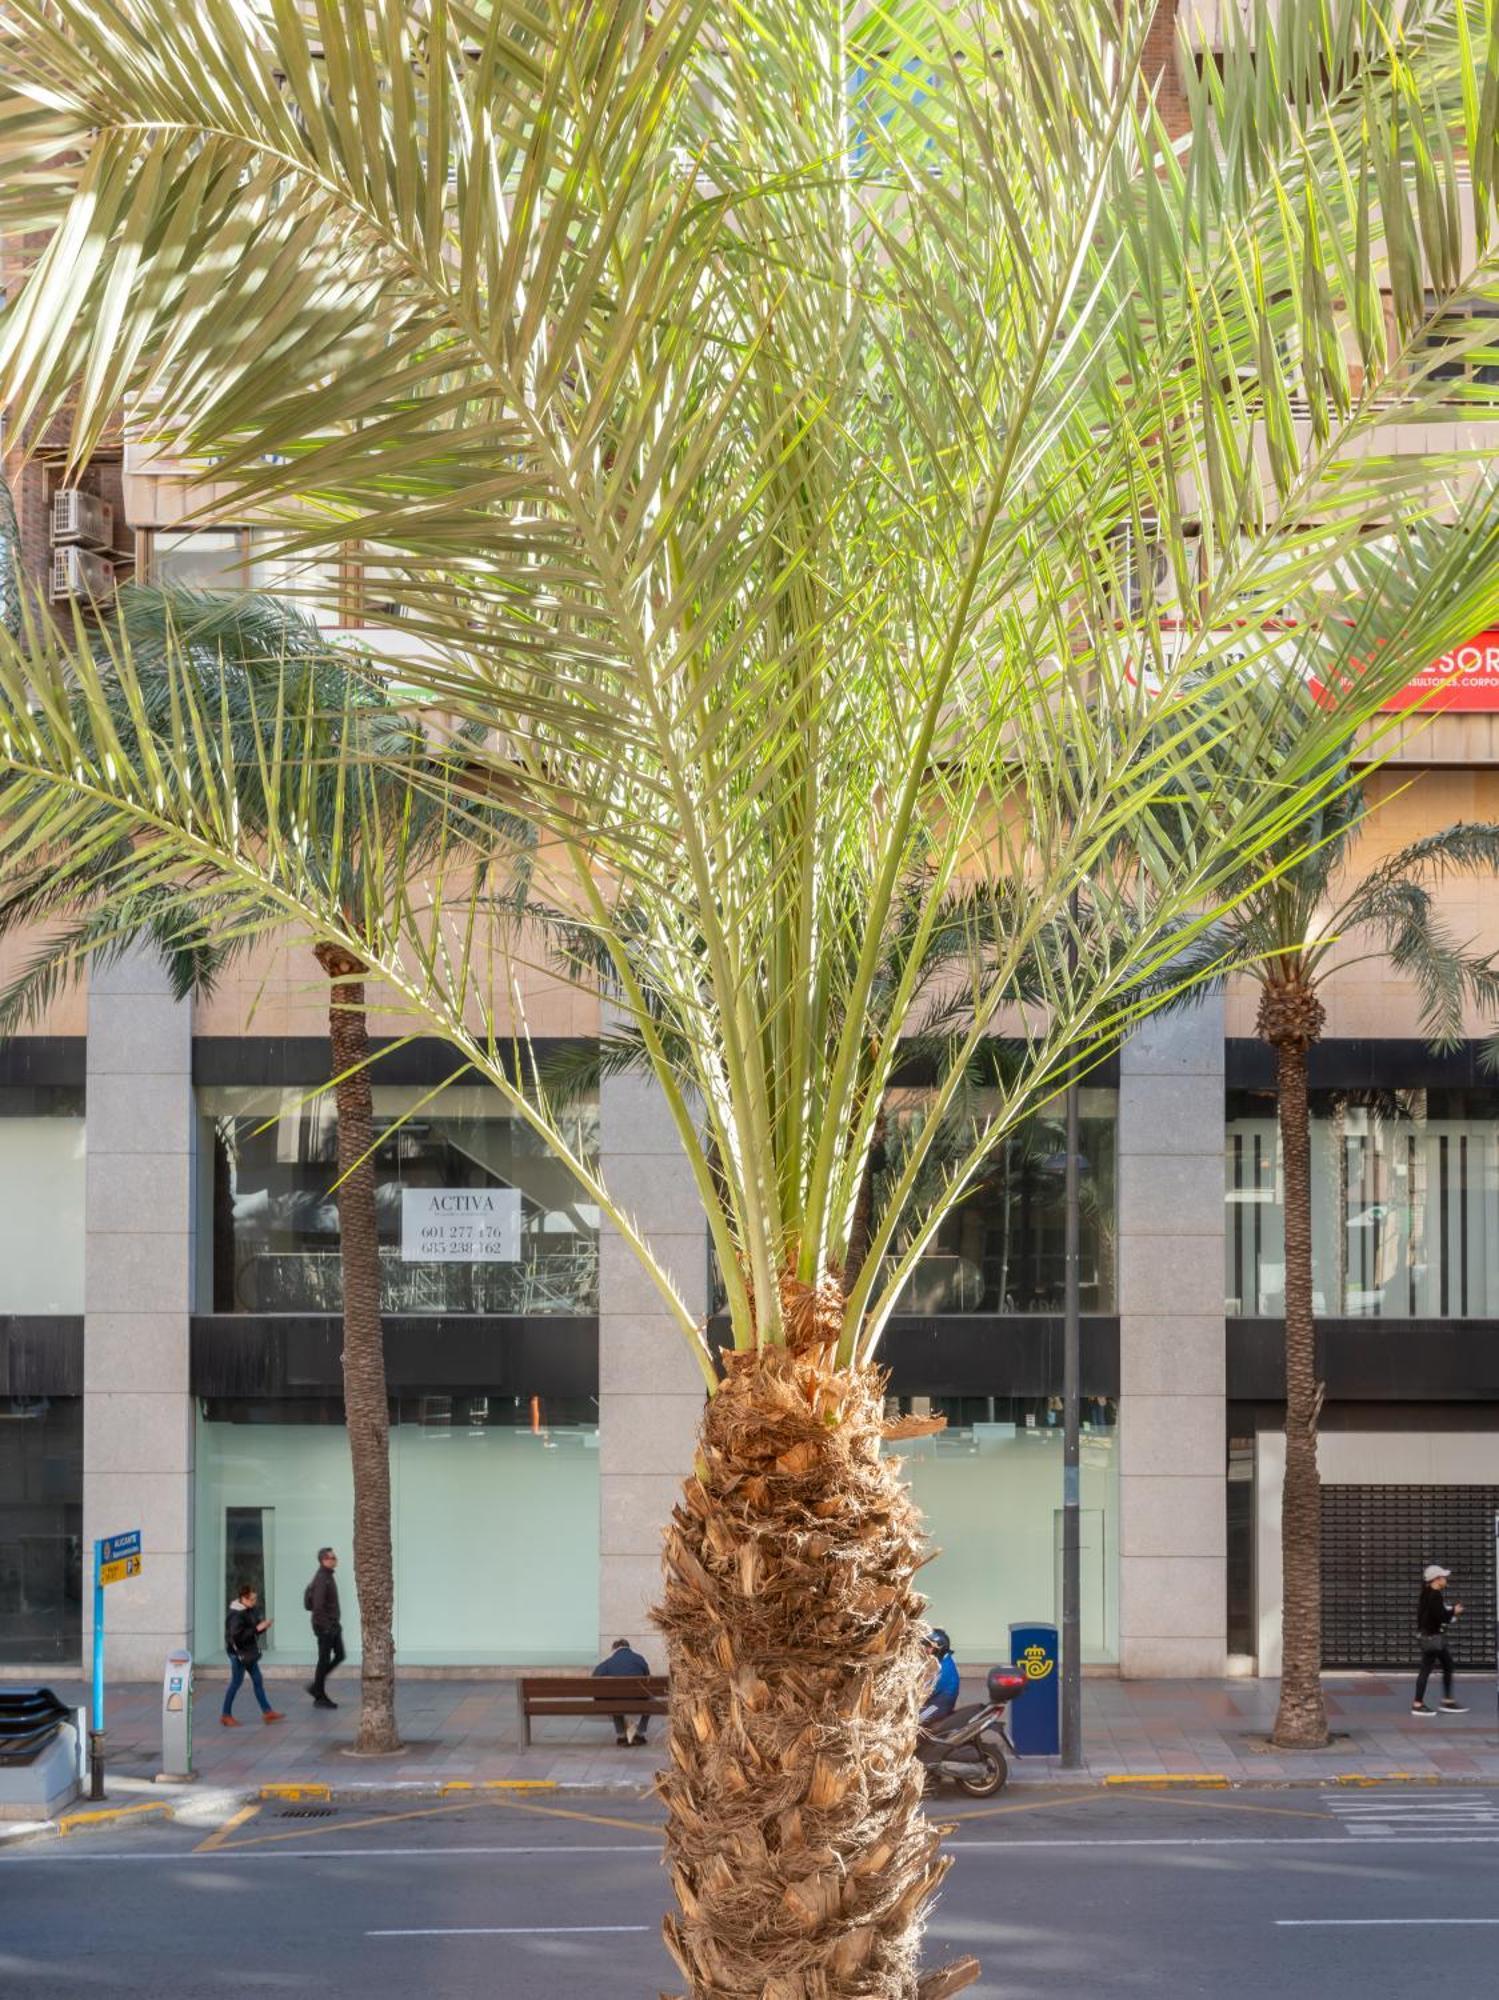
{"left": 594, "top": 1646, "right": 651, "bottom": 1678}
{"left": 927, "top": 1652, "right": 960, "bottom": 1716}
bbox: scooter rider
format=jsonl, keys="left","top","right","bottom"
{"left": 921, "top": 1628, "right": 961, "bottom": 1725}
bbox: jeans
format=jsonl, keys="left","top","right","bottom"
{"left": 1415, "top": 1638, "right": 1455, "bottom": 1705}
{"left": 223, "top": 1652, "right": 272, "bottom": 1717}
{"left": 313, "top": 1625, "right": 347, "bottom": 1698}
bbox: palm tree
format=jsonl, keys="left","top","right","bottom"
{"left": 1174, "top": 781, "right": 1499, "bottom": 1748}
{"left": 0, "top": 586, "right": 521, "bottom": 1755}
{"left": 5, "top": 3, "right": 1499, "bottom": 1990}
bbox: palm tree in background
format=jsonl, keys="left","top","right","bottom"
{"left": 5, "top": 4, "right": 1499, "bottom": 1990}
{"left": 1170, "top": 783, "right": 1499, "bottom": 1747}
{"left": 0, "top": 586, "right": 524, "bottom": 1755}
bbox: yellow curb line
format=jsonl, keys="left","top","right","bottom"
{"left": 58, "top": 1801, "right": 174, "bottom": 1836}
{"left": 1104, "top": 1775, "right": 1229, "bottom": 1788}
{"left": 439, "top": 1780, "right": 558, "bottom": 1795}
{"left": 258, "top": 1783, "right": 332, "bottom": 1802}
{"left": 1335, "top": 1772, "right": 1445, "bottom": 1786}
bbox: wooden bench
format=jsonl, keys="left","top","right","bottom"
{"left": 516, "top": 1674, "right": 669, "bottom": 1749}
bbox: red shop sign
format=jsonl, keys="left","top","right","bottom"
{"left": 1379, "top": 630, "right": 1499, "bottom": 713}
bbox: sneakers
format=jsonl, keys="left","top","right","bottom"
{"left": 220, "top": 1714, "right": 241, "bottom": 1728}
{"left": 262, "top": 1710, "right": 285, "bottom": 1724}
{"left": 1441, "top": 1700, "right": 1470, "bottom": 1714}
{"left": 1411, "top": 1702, "right": 1436, "bottom": 1715}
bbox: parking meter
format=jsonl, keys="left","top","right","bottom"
{"left": 159, "top": 1650, "right": 195, "bottom": 1782}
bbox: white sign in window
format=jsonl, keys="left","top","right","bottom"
{"left": 400, "top": 1187, "right": 522, "bottom": 1262}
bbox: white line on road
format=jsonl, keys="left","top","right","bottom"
{"left": 1276, "top": 1918, "right": 1499, "bottom": 1928}
{"left": 12, "top": 1831, "right": 1499, "bottom": 1865}
{"left": 368, "top": 1925, "right": 653, "bottom": 1938}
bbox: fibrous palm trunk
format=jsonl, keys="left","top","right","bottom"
{"left": 1259, "top": 977, "right": 1329, "bottom": 1751}
{"left": 656, "top": 1278, "right": 978, "bottom": 2000}
{"left": 317, "top": 943, "right": 401, "bottom": 1755}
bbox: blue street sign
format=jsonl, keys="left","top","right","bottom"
{"left": 100, "top": 1530, "right": 140, "bottom": 1565}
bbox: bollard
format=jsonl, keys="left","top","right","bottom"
{"left": 88, "top": 1728, "right": 106, "bottom": 1801}
{"left": 159, "top": 1650, "right": 196, "bottom": 1783}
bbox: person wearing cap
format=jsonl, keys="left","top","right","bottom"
{"left": 1412, "top": 1563, "right": 1467, "bottom": 1716}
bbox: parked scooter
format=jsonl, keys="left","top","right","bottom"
{"left": 916, "top": 1665, "right": 1027, "bottom": 1797}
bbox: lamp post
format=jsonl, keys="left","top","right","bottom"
{"left": 1061, "top": 897, "right": 1083, "bottom": 1770}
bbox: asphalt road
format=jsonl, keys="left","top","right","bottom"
{"left": 4, "top": 1784, "right": 1499, "bottom": 1997}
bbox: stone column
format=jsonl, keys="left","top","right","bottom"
{"left": 1116, "top": 999, "right": 1227, "bottom": 1677}
{"left": 83, "top": 946, "right": 196, "bottom": 1680}
{"left": 596, "top": 1071, "right": 707, "bottom": 1663}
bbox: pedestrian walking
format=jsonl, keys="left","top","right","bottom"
{"left": 221, "top": 1584, "right": 284, "bottom": 1727}
{"left": 304, "top": 1546, "right": 346, "bottom": 1710}
{"left": 592, "top": 1638, "right": 653, "bottom": 1746}
{"left": 1412, "top": 1562, "right": 1468, "bottom": 1716}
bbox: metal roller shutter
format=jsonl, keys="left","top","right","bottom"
{"left": 1320, "top": 1484, "right": 1499, "bottom": 1669}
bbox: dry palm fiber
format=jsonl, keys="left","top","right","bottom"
{"left": 655, "top": 1277, "right": 978, "bottom": 1999}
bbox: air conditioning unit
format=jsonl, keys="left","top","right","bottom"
{"left": 51, "top": 488, "right": 115, "bottom": 550}
{"left": 50, "top": 546, "right": 116, "bottom": 603}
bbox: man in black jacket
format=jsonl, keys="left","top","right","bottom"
{"left": 592, "top": 1638, "right": 653, "bottom": 1746}
{"left": 1412, "top": 1563, "right": 1468, "bottom": 1716}
{"left": 305, "top": 1547, "right": 346, "bottom": 1710}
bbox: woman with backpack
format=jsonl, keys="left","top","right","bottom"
{"left": 222, "top": 1582, "right": 285, "bottom": 1726}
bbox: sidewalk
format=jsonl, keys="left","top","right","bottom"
{"left": 28, "top": 1670, "right": 1499, "bottom": 1804}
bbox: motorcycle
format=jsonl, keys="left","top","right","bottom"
{"left": 916, "top": 1665, "right": 1027, "bottom": 1797}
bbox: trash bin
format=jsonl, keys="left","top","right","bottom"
{"left": 1007, "top": 1622, "right": 1060, "bottom": 1756}
{"left": 159, "top": 1651, "right": 195, "bottom": 1783}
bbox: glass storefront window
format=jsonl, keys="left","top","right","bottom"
{"left": 1226, "top": 1087, "right": 1499, "bottom": 1319}
{"left": 0, "top": 1086, "right": 85, "bottom": 1314}
{"left": 878, "top": 1088, "right": 1117, "bottom": 1314}
{"left": 199, "top": 1084, "right": 599, "bottom": 1315}
{"left": 193, "top": 1395, "right": 600, "bottom": 1666}
{"left": 883, "top": 1394, "right": 1119, "bottom": 1664}
{"left": 0, "top": 1395, "right": 82, "bottom": 1664}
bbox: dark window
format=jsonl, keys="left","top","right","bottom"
{"left": 200, "top": 1085, "right": 599, "bottom": 1317}
{"left": 879, "top": 1088, "right": 1117, "bottom": 1314}
{"left": 0, "top": 1395, "right": 82, "bottom": 1664}
{"left": 1226, "top": 1087, "right": 1499, "bottom": 1320}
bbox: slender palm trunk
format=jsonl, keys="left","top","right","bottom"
{"left": 1270, "top": 1031, "right": 1329, "bottom": 1749}
{"left": 656, "top": 1278, "right": 978, "bottom": 2000}
{"left": 316, "top": 944, "right": 401, "bottom": 1755}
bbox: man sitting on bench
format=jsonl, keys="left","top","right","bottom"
{"left": 592, "top": 1638, "right": 653, "bottom": 1746}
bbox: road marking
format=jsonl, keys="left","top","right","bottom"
{"left": 1327, "top": 1795, "right": 1499, "bottom": 1836}
{"left": 195, "top": 1803, "right": 262, "bottom": 1853}
{"left": 945, "top": 1790, "right": 1112, "bottom": 1824}
{"left": 1126, "top": 1790, "right": 1331, "bottom": 1823}
{"left": 1276, "top": 1918, "right": 1499, "bottom": 1928}
{"left": 0, "top": 1842, "right": 662, "bottom": 1864}
{"left": 486, "top": 1795, "right": 664, "bottom": 1837}
{"left": 368, "top": 1924, "right": 653, "bottom": 1938}
{"left": 14, "top": 1828, "right": 1499, "bottom": 1867}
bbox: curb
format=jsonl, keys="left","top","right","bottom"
{"left": 57, "top": 1800, "right": 175, "bottom": 1837}
{"left": 1103, "top": 1774, "right": 1229, "bottom": 1788}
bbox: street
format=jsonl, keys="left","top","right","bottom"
{"left": 4, "top": 1785, "right": 1499, "bottom": 1997}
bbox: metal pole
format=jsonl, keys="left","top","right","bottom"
{"left": 1060, "top": 894, "right": 1083, "bottom": 1769}
{"left": 90, "top": 1541, "right": 105, "bottom": 1799}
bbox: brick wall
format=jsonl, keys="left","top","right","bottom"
{"left": 1145, "top": 0, "right": 1191, "bottom": 139}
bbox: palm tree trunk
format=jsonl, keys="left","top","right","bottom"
{"left": 656, "top": 1280, "right": 978, "bottom": 2000}
{"left": 316, "top": 943, "right": 401, "bottom": 1755}
{"left": 1271, "top": 1034, "right": 1328, "bottom": 1749}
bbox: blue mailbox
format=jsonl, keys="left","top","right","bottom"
{"left": 1008, "top": 1621, "right": 1060, "bottom": 1756}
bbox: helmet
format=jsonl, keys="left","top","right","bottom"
{"left": 926, "top": 1628, "right": 952, "bottom": 1658}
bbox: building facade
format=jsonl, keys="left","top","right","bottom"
{"left": 4, "top": 6, "right": 1499, "bottom": 1686}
